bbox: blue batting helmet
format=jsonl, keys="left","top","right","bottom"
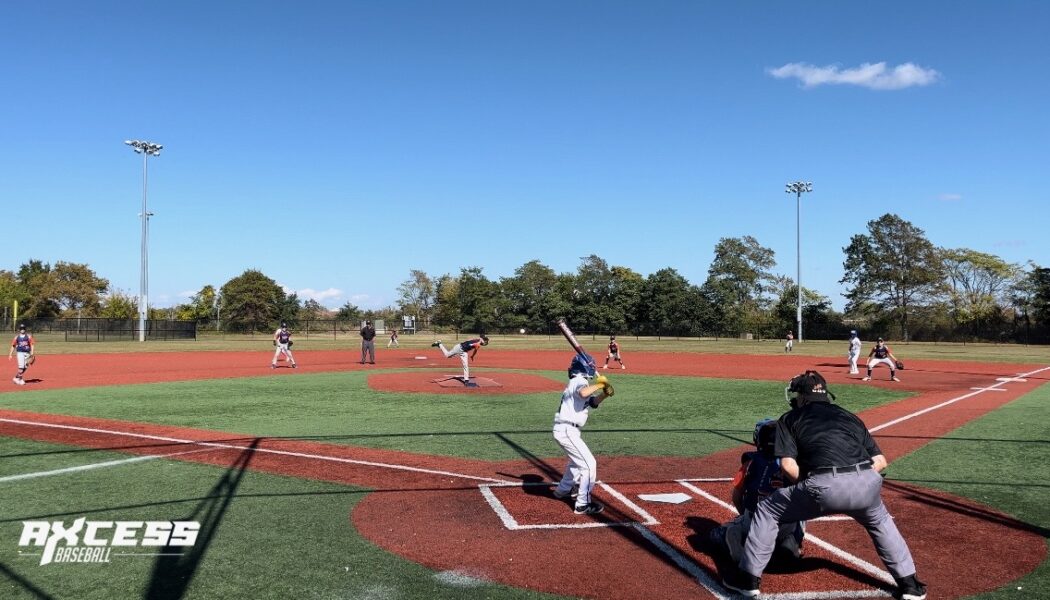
{"left": 568, "top": 354, "right": 597, "bottom": 379}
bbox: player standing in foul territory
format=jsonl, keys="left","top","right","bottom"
{"left": 271, "top": 322, "right": 297, "bottom": 369}
{"left": 432, "top": 335, "right": 489, "bottom": 381}
{"left": 863, "top": 338, "right": 899, "bottom": 382}
{"left": 784, "top": 332, "right": 794, "bottom": 352}
{"left": 603, "top": 335, "right": 625, "bottom": 369}
{"left": 8, "top": 323, "right": 34, "bottom": 386}
{"left": 848, "top": 330, "right": 862, "bottom": 375}
{"left": 552, "top": 354, "right": 612, "bottom": 515}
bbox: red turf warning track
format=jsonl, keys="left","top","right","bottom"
{"left": 1, "top": 349, "right": 1048, "bottom": 599}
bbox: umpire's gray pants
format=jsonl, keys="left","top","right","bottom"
{"left": 740, "top": 468, "right": 917, "bottom": 580}
{"left": 361, "top": 340, "right": 375, "bottom": 362}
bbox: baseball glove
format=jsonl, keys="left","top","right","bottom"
{"left": 602, "top": 383, "right": 615, "bottom": 397}
{"left": 26, "top": 354, "right": 36, "bottom": 367}
{"left": 273, "top": 340, "right": 277, "bottom": 346}
{"left": 287, "top": 340, "right": 293, "bottom": 347}
{"left": 895, "top": 360, "right": 905, "bottom": 370}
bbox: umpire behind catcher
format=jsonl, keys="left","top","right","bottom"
{"left": 723, "top": 370, "right": 927, "bottom": 600}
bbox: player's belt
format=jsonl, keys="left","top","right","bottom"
{"left": 809, "top": 462, "right": 873, "bottom": 476}
{"left": 554, "top": 420, "right": 581, "bottom": 429}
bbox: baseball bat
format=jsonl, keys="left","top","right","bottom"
{"left": 556, "top": 319, "right": 589, "bottom": 358}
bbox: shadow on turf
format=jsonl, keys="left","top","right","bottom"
{"left": 142, "top": 438, "right": 259, "bottom": 600}
{"left": 0, "top": 561, "right": 57, "bottom": 600}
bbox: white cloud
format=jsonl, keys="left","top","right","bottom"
{"left": 767, "top": 62, "right": 940, "bottom": 90}
{"left": 937, "top": 193, "right": 962, "bottom": 201}
{"left": 297, "top": 287, "right": 344, "bottom": 302}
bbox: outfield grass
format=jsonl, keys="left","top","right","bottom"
{"left": 0, "top": 372, "right": 909, "bottom": 461}
{"left": 885, "top": 381, "right": 1050, "bottom": 599}
{"left": 0, "top": 437, "right": 564, "bottom": 600}
{"left": 20, "top": 332, "right": 1050, "bottom": 364}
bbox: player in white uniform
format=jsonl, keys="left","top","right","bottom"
{"left": 847, "top": 330, "right": 862, "bottom": 375}
{"left": 784, "top": 332, "right": 794, "bottom": 353}
{"left": 271, "top": 322, "right": 297, "bottom": 369}
{"left": 551, "top": 353, "right": 612, "bottom": 515}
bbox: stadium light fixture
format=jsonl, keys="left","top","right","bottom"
{"left": 126, "top": 139, "right": 163, "bottom": 341}
{"left": 785, "top": 181, "right": 813, "bottom": 342}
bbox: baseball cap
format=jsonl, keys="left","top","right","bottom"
{"left": 850, "top": 330, "right": 857, "bottom": 335}
{"left": 18, "top": 323, "right": 26, "bottom": 330}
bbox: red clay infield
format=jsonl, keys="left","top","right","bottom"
{"left": 1, "top": 348, "right": 1048, "bottom": 599}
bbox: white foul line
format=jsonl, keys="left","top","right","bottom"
{"left": 676, "top": 480, "right": 895, "bottom": 586}
{"left": 0, "top": 418, "right": 515, "bottom": 485}
{"left": 0, "top": 448, "right": 213, "bottom": 483}
{"left": 869, "top": 365, "right": 1050, "bottom": 434}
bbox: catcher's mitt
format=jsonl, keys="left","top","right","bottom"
{"left": 26, "top": 354, "right": 36, "bottom": 367}
{"left": 895, "top": 360, "right": 905, "bottom": 370}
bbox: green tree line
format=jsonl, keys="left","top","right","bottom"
{"left": 3, "top": 214, "right": 1049, "bottom": 341}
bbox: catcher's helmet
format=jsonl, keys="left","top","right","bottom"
{"left": 568, "top": 354, "right": 597, "bottom": 379}
{"left": 753, "top": 419, "right": 777, "bottom": 454}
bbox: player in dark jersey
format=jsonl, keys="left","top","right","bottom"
{"left": 603, "top": 335, "right": 625, "bottom": 370}
{"left": 709, "top": 419, "right": 805, "bottom": 563}
{"left": 271, "top": 322, "right": 297, "bottom": 369}
{"left": 864, "top": 337, "right": 899, "bottom": 381}
{"left": 9, "top": 324, "right": 35, "bottom": 386}
{"left": 432, "top": 335, "right": 489, "bottom": 381}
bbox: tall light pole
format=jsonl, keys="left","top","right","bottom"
{"left": 125, "top": 139, "right": 163, "bottom": 342}
{"left": 785, "top": 181, "right": 812, "bottom": 342}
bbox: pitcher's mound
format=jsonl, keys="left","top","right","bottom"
{"left": 369, "top": 371, "right": 562, "bottom": 395}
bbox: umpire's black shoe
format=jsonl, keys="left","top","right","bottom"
{"left": 895, "top": 574, "right": 927, "bottom": 600}
{"left": 722, "top": 567, "right": 761, "bottom": 598}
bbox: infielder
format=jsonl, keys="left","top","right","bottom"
{"left": 8, "top": 323, "right": 34, "bottom": 386}
{"left": 551, "top": 353, "right": 613, "bottom": 515}
{"left": 784, "top": 332, "right": 794, "bottom": 353}
{"left": 848, "top": 330, "right": 862, "bottom": 375}
{"left": 864, "top": 337, "right": 899, "bottom": 382}
{"left": 271, "top": 322, "right": 297, "bottom": 369}
{"left": 602, "top": 335, "right": 626, "bottom": 370}
{"left": 432, "top": 335, "right": 488, "bottom": 381}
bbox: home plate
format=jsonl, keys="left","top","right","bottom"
{"left": 638, "top": 493, "right": 691, "bottom": 504}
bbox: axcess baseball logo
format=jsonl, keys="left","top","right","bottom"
{"left": 18, "top": 518, "right": 200, "bottom": 565}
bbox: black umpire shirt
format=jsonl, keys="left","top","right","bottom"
{"left": 774, "top": 399, "right": 882, "bottom": 477}
{"left": 361, "top": 326, "right": 376, "bottom": 341}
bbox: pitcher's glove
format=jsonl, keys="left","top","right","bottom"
{"left": 26, "top": 354, "right": 36, "bottom": 366}
{"left": 895, "top": 360, "right": 905, "bottom": 370}
{"left": 287, "top": 340, "right": 293, "bottom": 347}
{"left": 273, "top": 340, "right": 277, "bottom": 347}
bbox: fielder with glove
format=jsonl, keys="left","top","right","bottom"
{"left": 271, "top": 322, "right": 297, "bottom": 369}
{"left": 551, "top": 353, "right": 613, "bottom": 515}
{"left": 864, "top": 338, "right": 900, "bottom": 382}
{"left": 9, "top": 323, "right": 35, "bottom": 386}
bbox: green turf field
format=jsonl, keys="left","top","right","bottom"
{"left": 0, "top": 372, "right": 908, "bottom": 460}
{"left": 22, "top": 333, "right": 1050, "bottom": 364}
{"left": 2, "top": 349, "right": 1047, "bottom": 599}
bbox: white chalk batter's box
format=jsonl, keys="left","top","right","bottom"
{"left": 478, "top": 481, "right": 659, "bottom": 530}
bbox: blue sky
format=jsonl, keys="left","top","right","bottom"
{"left": 2, "top": 1, "right": 1047, "bottom": 310}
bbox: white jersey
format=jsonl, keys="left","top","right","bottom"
{"left": 850, "top": 337, "right": 862, "bottom": 355}
{"left": 554, "top": 374, "right": 594, "bottom": 428}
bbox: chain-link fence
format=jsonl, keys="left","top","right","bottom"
{"left": 3, "top": 318, "right": 196, "bottom": 341}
